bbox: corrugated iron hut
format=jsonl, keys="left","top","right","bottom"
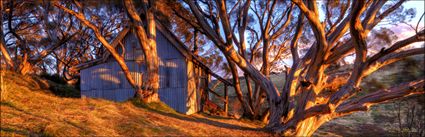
{"left": 74, "top": 24, "right": 232, "bottom": 115}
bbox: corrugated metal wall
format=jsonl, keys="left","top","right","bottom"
{"left": 81, "top": 31, "right": 192, "bottom": 114}
{"left": 156, "top": 31, "right": 188, "bottom": 113}
{"left": 80, "top": 61, "right": 141, "bottom": 102}
{"left": 158, "top": 59, "right": 187, "bottom": 113}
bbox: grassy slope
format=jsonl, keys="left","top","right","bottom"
{"left": 0, "top": 72, "right": 270, "bottom": 136}
{"left": 1, "top": 55, "right": 422, "bottom": 136}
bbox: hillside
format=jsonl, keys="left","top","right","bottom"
{"left": 0, "top": 56, "right": 423, "bottom": 136}
{"left": 0, "top": 72, "right": 270, "bottom": 136}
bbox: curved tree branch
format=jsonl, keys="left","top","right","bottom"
{"left": 54, "top": 2, "right": 139, "bottom": 90}
{"left": 336, "top": 80, "right": 425, "bottom": 115}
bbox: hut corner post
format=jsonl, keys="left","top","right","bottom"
{"left": 200, "top": 72, "right": 210, "bottom": 111}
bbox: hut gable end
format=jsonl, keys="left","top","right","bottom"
{"left": 106, "top": 30, "right": 185, "bottom": 63}
{"left": 81, "top": 29, "right": 191, "bottom": 114}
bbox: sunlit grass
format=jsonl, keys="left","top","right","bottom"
{"left": 0, "top": 71, "right": 269, "bottom": 136}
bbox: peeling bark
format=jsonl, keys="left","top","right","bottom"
{"left": 123, "top": 0, "right": 160, "bottom": 103}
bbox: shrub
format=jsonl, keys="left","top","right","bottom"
{"left": 40, "top": 73, "right": 67, "bottom": 85}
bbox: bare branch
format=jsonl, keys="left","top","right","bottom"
{"left": 367, "top": 30, "right": 425, "bottom": 64}
{"left": 336, "top": 80, "right": 425, "bottom": 115}
{"left": 364, "top": 48, "right": 425, "bottom": 76}
{"left": 54, "top": 2, "right": 138, "bottom": 90}
{"left": 329, "top": 0, "right": 370, "bottom": 106}
{"left": 186, "top": 0, "right": 224, "bottom": 46}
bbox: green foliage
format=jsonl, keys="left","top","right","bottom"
{"left": 40, "top": 73, "right": 67, "bottom": 85}
{"left": 131, "top": 98, "right": 177, "bottom": 114}
{"left": 47, "top": 82, "right": 80, "bottom": 98}
{"left": 38, "top": 72, "right": 81, "bottom": 98}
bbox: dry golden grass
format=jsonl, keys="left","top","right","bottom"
{"left": 0, "top": 71, "right": 270, "bottom": 136}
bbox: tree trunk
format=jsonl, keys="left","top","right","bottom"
{"left": 123, "top": 0, "right": 160, "bottom": 103}
{"left": 227, "top": 58, "right": 254, "bottom": 116}
{"left": 139, "top": 48, "right": 160, "bottom": 102}
{"left": 187, "top": 2, "right": 282, "bottom": 120}
{"left": 18, "top": 53, "right": 32, "bottom": 75}
{"left": 286, "top": 117, "right": 325, "bottom": 136}
{"left": 244, "top": 74, "right": 255, "bottom": 114}
{"left": 0, "top": 37, "right": 13, "bottom": 69}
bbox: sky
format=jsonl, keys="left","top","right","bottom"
{"left": 404, "top": 1, "right": 424, "bottom": 23}
{"left": 343, "top": 1, "right": 424, "bottom": 63}
{"left": 392, "top": 1, "right": 424, "bottom": 43}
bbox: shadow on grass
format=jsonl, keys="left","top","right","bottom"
{"left": 0, "top": 127, "right": 29, "bottom": 136}
{"left": 111, "top": 103, "right": 187, "bottom": 136}
{"left": 0, "top": 101, "right": 52, "bottom": 122}
{"left": 130, "top": 99, "right": 267, "bottom": 133}
{"left": 0, "top": 124, "right": 53, "bottom": 137}
{"left": 1, "top": 101, "right": 93, "bottom": 136}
